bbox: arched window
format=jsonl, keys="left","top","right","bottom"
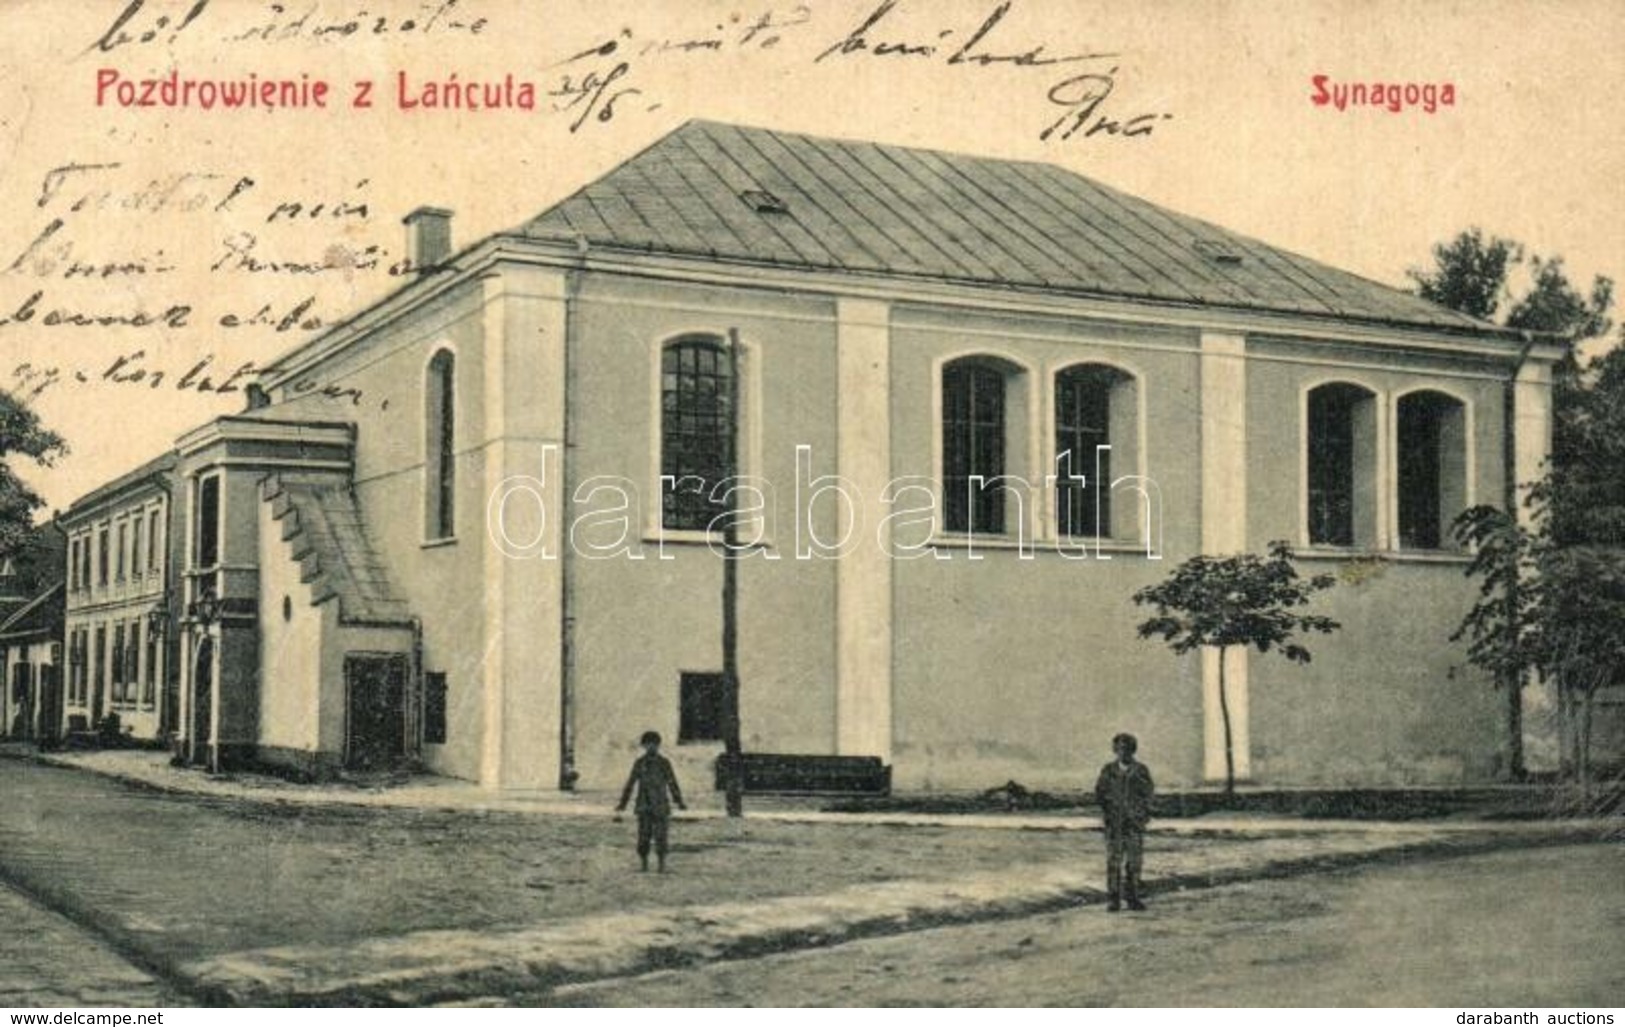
{"left": 1306, "top": 383, "right": 1378, "bottom": 547}
{"left": 942, "top": 358, "right": 1009, "bottom": 535}
{"left": 1397, "top": 390, "right": 1468, "bottom": 550}
{"left": 425, "top": 349, "right": 456, "bottom": 540}
{"left": 1054, "top": 364, "right": 1137, "bottom": 539}
{"left": 662, "top": 337, "right": 734, "bottom": 532}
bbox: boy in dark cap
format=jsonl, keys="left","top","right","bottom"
{"left": 1094, "top": 731, "right": 1154, "bottom": 911}
{"left": 614, "top": 730, "right": 687, "bottom": 872}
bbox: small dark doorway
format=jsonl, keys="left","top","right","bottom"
{"left": 37, "top": 664, "right": 60, "bottom": 747}
{"left": 345, "top": 654, "right": 408, "bottom": 771}
{"left": 191, "top": 637, "right": 213, "bottom": 765}
{"left": 9, "top": 663, "right": 29, "bottom": 739}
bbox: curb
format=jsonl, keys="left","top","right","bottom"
{"left": 11, "top": 748, "right": 1614, "bottom": 837}
{"left": 176, "top": 826, "right": 1610, "bottom": 1006}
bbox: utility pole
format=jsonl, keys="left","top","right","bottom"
{"left": 722, "top": 328, "right": 744, "bottom": 817}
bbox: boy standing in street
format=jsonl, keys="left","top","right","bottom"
{"left": 614, "top": 730, "right": 687, "bottom": 872}
{"left": 1094, "top": 732, "right": 1154, "bottom": 911}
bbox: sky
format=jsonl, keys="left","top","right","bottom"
{"left": 1, "top": 0, "right": 1620, "bottom": 513}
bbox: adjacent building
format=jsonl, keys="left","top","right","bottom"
{"left": 0, "top": 524, "right": 66, "bottom": 743}
{"left": 0, "top": 583, "right": 63, "bottom": 743}
{"left": 70, "top": 121, "right": 1569, "bottom": 791}
{"left": 61, "top": 455, "right": 182, "bottom": 743}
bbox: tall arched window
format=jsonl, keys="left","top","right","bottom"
{"left": 942, "top": 358, "right": 1009, "bottom": 535}
{"left": 1306, "top": 382, "right": 1378, "bottom": 547}
{"left": 425, "top": 350, "right": 456, "bottom": 540}
{"left": 662, "top": 337, "right": 734, "bottom": 532}
{"left": 1054, "top": 364, "right": 1137, "bottom": 539}
{"left": 1397, "top": 390, "right": 1467, "bottom": 550}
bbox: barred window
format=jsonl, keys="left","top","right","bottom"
{"left": 1055, "top": 366, "right": 1113, "bottom": 538}
{"left": 942, "top": 359, "right": 1007, "bottom": 535}
{"left": 661, "top": 339, "right": 734, "bottom": 532}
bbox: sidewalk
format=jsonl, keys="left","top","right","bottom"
{"left": 11, "top": 745, "right": 1614, "bottom": 836}
{"left": 0, "top": 884, "right": 178, "bottom": 1007}
{"left": 6, "top": 741, "right": 1618, "bottom": 1007}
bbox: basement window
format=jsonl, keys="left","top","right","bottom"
{"left": 739, "top": 189, "right": 789, "bottom": 215}
{"left": 679, "top": 672, "right": 725, "bottom": 744}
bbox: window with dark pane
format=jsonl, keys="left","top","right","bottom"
{"left": 92, "top": 626, "right": 104, "bottom": 711}
{"left": 196, "top": 476, "right": 220, "bottom": 568}
{"left": 125, "top": 621, "right": 140, "bottom": 704}
{"left": 111, "top": 624, "right": 125, "bottom": 705}
{"left": 425, "top": 350, "right": 456, "bottom": 540}
{"left": 1398, "top": 390, "right": 1466, "bottom": 550}
{"left": 1055, "top": 365, "right": 1114, "bottom": 538}
{"left": 1307, "top": 385, "right": 1359, "bottom": 546}
{"left": 942, "top": 359, "right": 1006, "bottom": 534}
{"left": 143, "top": 624, "right": 158, "bottom": 706}
{"left": 679, "top": 671, "right": 726, "bottom": 743}
{"left": 662, "top": 339, "right": 734, "bottom": 532}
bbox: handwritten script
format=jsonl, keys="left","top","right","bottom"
{"left": 815, "top": 1, "right": 1173, "bottom": 141}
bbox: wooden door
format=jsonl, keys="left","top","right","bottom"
{"left": 345, "top": 654, "right": 407, "bottom": 771}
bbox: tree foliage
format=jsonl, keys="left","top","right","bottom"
{"left": 1453, "top": 506, "right": 1625, "bottom": 794}
{"left": 1410, "top": 229, "right": 1613, "bottom": 345}
{"left": 1504, "top": 256, "right": 1615, "bottom": 340}
{"left": 1450, "top": 506, "right": 1535, "bottom": 681}
{"left": 1534, "top": 339, "right": 1625, "bottom": 546}
{"left": 1419, "top": 229, "right": 1619, "bottom": 787}
{"left": 0, "top": 390, "right": 67, "bottom": 556}
{"left": 1408, "top": 228, "right": 1522, "bottom": 321}
{"left": 1133, "top": 541, "right": 1340, "bottom": 793}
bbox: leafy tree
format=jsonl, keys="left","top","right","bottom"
{"left": 0, "top": 390, "right": 67, "bottom": 557}
{"left": 1407, "top": 228, "right": 1521, "bottom": 321}
{"left": 1532, "top": 544, "right": 1625, "bottom": 800}
{"left": 1450, "top": 507, "right": 1536, "bottom": 780}
{"left": 1504, "top": 256, "right": 1614, "bottom": 340}
{"left": 1133, "top": 541, "right": 1340, "bottom": 794}
{"left": 1419, "top": 231, "right": 1617, "bottom": 785}
{"left": 1453, "top": 507, "right": 1625, "bottom": 798}
{"left": 1534, "top": 340, "right": 1625, "bottom": 546}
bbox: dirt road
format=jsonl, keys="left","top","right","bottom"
{"left": 551, "top": 843, "right": 1625, "bottom": 1006}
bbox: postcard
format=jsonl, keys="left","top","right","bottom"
{"left": 0, "top": 0, "right": 1618, "bottom": 1010}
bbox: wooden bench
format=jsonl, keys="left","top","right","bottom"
{"left": 714, "top": 753, "right": 892, "bottom": 796}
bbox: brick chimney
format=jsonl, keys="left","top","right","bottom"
{"left": 403, "top": 206, "right": 454, "bottom": 269}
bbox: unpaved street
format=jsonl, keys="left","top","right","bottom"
{"left": 0, "top": 758, "right": 1189, "bottom": 970}
{"left": 551, "top": 843, "right": 1625, "bottom": 1006}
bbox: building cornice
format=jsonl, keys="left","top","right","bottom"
{"left": 175, "top": 417, "right": 356, "bottom": 458}
{"left": 259, "top": 233, "right": 1552, "bottom": 391}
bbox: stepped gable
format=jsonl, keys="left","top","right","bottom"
{"left": 261, "top": 473, "right": 411, "bottom": 626}
{"left": 522, "top": 119, "right": 1499, "bottom": 337}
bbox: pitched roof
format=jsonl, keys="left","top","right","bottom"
{"left": 65, "top": 452, "right": 178, "bottom": 521}
{"left": 0, "top": 582, "right": 63, "bottom": 643}
{"left": 522, "top": 120, "right": 1495, "bottom": 336}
